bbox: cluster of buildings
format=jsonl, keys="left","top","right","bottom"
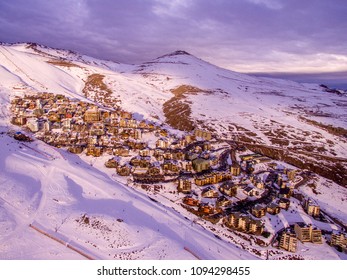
{"left": 10, "top": 92, "right": 346, "bottom": 257}
{"left": 225, "top": 212, "right": 264, "bottom": 235}
{"left": 9, "top": 93, "right": 234, "bottom": 185}
{"left": 10, "top": 93, "right": 155, "bottom": 154}
{"left": 278, "top": 223, "right": 323, "bottom": 253}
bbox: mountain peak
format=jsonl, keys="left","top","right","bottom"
{"left": 157, "top": 50, "right": 191, "bottom": 59}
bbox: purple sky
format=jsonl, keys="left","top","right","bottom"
{"left": 0, "top": 0, "right": 346, "bottom": 87}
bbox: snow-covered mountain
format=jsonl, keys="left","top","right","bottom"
{"left": 0, "top": 43, "right": 346, "bottom": 260}
{"left": 1, "top": 43, "right": 346, "bottom": 185}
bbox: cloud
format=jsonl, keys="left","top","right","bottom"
{"left": 246, "top": 0, "right": 283, "bottom": 10}
{"left": 0, "top": 0, "right": 346, "bottom": 74}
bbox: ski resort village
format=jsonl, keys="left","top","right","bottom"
{"left": 0, "top": 43, "right": 346, "bottom": 260}
{"left": 7, "top": 89, "right": 347, "bottom": 260}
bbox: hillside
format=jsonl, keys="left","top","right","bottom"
{"left": 0, "top": 43, "right": 346, "bottom": 260}
{"left": 3, "top": 43, "right": 346, "bottom": 185}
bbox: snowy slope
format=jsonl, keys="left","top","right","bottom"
{"left": 0, "top": 43, "right": 347, "bottom": 259}
{"left": 0, "top": 127, "right": 257, "bottom": 260}
{"left": 133, "top": 50, "right": 347, "bottom": 136}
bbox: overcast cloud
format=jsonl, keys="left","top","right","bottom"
{"left": 0, "top": 0, "right": 346, "bottom": 84}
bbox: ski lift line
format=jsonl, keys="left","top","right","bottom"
{"left": 183, "top": 246, "right": 201, "bottom": 260}
{"left": 0, "top": 47, "right": 46, "bottom": 90}
{"left": 29, "top": 223, "right": 95, "bottom": 260}
{"left": 21, "top": 143, "right": 55, "bottom": 160}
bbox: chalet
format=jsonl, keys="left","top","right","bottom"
{"left": 120, "top": 111, "right": 132, "bottom": 120}
{"left": 278, "top": 198, "right": 290, "bottom": 210}
{"left": 138, "top": 120, "right": 148, "bottom": 129}
{"left": 177, "top": 179, "right": 192, "bottom": 194}
{"left": 192, "top": 158, "right": 210, "bottom": 172}
{"left": 198, "top": 202, "right": 215, "bottom": 215}
{"left": 120, "top": 131, "right": 130, "bottom": 140}
{"left": 90, "top": 122, "right": 105, "bottom": 136}
{"left": 68, "top": 145, "right": 84, "bottom": 154}
{"left": 184, "top": 134, "right": 195, "bottom": 144}
{"left": 194, "top": 129, "right": 212, "bottom": 141}
{"left": 100, "top": 135, "right": 111, "bottom": 146}
{"left": 250, "top": 175, "right": 265, "bottom": 189}
{"left": 210, "top": 155, "right": 219, "bottom": 166}
{"left": 304, "top": 199, "right": 320, "bottom": 217}
{"left": 172, "top": 151, "right": 185, "bottom": 161}
{"left": 201, "top": 186, "right": 219, "bottom": 198}
{"left": 147, "top": 163, "right": 161, "bottom": 176}
{"left": 156, "top": 138, "right": 171, "bottom": 149}
{"left": 242, "top": 185, "right": 258, "bottom": 196}
{"left": 101, "top": 111, "right": 110, "bottom": 120}
{"left": 133, "top": 129, "right": 142, "bottom": 140}
{"left": 105, "top": 157, "right": 120, "bottom": 168}
{"left": 256, "top": 181, "right": 265, "bottom": 189}
{"left": 72, "top": 123, "right": 87, "bottom": 132}
{"left": 147, "top": 123, "right": 155, "bottom": 130}
{"left": 117, "top": 164, "right": 132, "bottom": 176}
{"left": 139, "top": 149, "right": 151, "bottom": 157}
{"left": 11, "top": 116, "right": 27, "bottom": 126}
{"left": 182, "top": 195, "right": 199, "bottom": 206}
{"left": 113, "top": 147, "right": 130, "bottom": 157}
{"left": 153, "top": 149, "right": 164, "bottom": 160}
{"left": 230, "top": 162, "right": 241, "bottom": 176}
{"left": 86, "top": 146, "right": 102, "bottom": 157}
{"left": 163, "top": 152, "right": 173, "bottom": 160}
{"left": 161, "top": 160, "right": 180, "bottom": 173}
{"left": 62, "top": 118, "right": 71, "bottom": 129}
{"left": 159, "top": 129, "right": 168, "bottom": 137}
{"left": 219, "top": 182, "right": 237, "bottom": 197}
{"left": 88, "top": 136, "right": 98, "bottom": 146}
{"left": 103, "top": 147, "right": 113, "bottom": 155}
{"left": 202, "top": 142, "right": 211, "bottom": 151}
{"left": 127, "top": 119, "right": 138, "bottom": 128}
{"left": 194, "top": 175, "right": 210, "bottom": 186}
{"left": 251, "top": 204, "right": 267, "bottom": 218}
{"left": 130, "top": 156, "right": 151, "bottom": 168}
{"left": 84, "top": 107, "right": 100, "bottom": 122}
{"left": 182, "top": 161, "right": 193, "bottom": 172}
{"left": 130, "top": 141, "right": 147, "bottom": 150}
{"left": 216, "top": 196, "right": 231, "bottom": 207}
{"left": 204, "top": 213, "right": 223, "bottom": 224}
{"left": 267, "top": 202, "right": 281, "bottom": 215}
